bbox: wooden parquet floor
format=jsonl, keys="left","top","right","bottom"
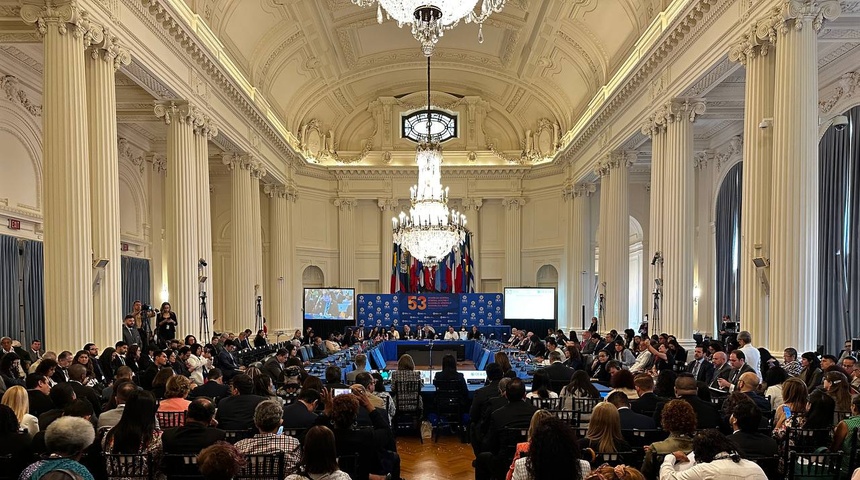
{"left": 397, "top": 435, "right": 476, "bottom": 480}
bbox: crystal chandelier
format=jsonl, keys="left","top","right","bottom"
{"left": 392, "top": 56, "right": 467, "bottom": 264}
{"left": 350, "top": 0, "right": 507, "bottom": 56}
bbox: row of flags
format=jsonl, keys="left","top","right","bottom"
{"left": 390, "top": 232, "right": 475, "bottom": 294}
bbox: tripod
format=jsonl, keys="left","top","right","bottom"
{"left": 598, "top": 291, "right": 606, "bottom": 333}
{"left": 199, "top": 290, "right": 210, "bottom": 341}
{"left": 652, "top": 289, "right": 662, "bottom": 336}
{"left": 255, "top": 295, "right": 263, "bottom": 333}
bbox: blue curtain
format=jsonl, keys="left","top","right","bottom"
{"left": 0, "top": 234, "right": 21, "bottom": 338}
{"left": 121, "top": 256, "right": 151, "bottom": 314}
{"left": 21, "top": 240, "right": 44, "bottom": 345}
{"left": 715, "top": 162, "right": 743, "bottom": 326}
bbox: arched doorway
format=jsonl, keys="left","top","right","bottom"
{"left": 302, "top": 265, "right": 324, "bottom": 289}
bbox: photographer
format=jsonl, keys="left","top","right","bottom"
{"left": 129, "top": 300, "right": 156, "bottom": 350}
{"left": 156, "top": 302, "right": 178, "bottom": 348}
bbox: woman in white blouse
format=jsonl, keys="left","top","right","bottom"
{"left": 186, "top": 343, "right": 212, "bottom": 385}
{"left": 659, "top": 429, "right": 767, "bottom": 480}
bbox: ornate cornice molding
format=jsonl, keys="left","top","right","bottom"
{"left": 0, "top": 75, "right": 41, "bottom": 116}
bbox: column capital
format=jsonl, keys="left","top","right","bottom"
{"left": 728, "top": 24, "right": 774, "bottom": 66}
{"left": 249, "top": 159, "right": 267, "bottom": 180}
{"left": 334, "top": 198, "right": 358, "bottom": 211}
{"left": 607, "top": 150, "right": 636, "bottom": 169}
{"left": 221, "top": 152, "right": 249, "bottom": 171}
{"left": 21, "top": 0, "right": 101, "bottom": 46}
{"left": 765, "top": 1, "right": 841, "bottom": 37}
{"left": 694, "top": 151, "right": 713, "bottom": 170}
{"left": 377, "top": 198, "right": 399, "bottom": 211}
{"left": 154, "top": 101, "right": 202, "bottom": 127}
{"left": 194, "top": 115, "right": 219, "bottom": 139}
{"left": 594, "top": 160, "right": 611, "bottom": 178}
{"left": 264, "top": 184, "right": 286, "bottom": 198}
{"left": 88, "top": 27, "right": 131, "bottom": 71}
{"left": 462, "top": 197, "right": 483, "bottom": 211}
{"left": 640, "top": 111, "right": 666, "bottom": 137}
{"left": 146, "top": 152, "right": 166, "bottom": 174}
{"left": 502, "top": 197, "right": 526, "bottom": 210}
{"left": 665, "top": 99, "right": 707, "bottom": 123}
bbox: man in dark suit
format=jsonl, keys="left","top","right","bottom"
{"left": 653, "top": 375, "right": 720, "bottom": 429}
{"left": 541, "top": 351, "right": 576, "bottom": 390}
{"left": 26, "top": 373, "right": 55, "bottom": 417}
{"left": 216, "top": 340, "right": 243, "bottom": 381}
{"left": 52, "top": 351, "right": 73, "bottom": 384}
{"left": 631, "top": 374, "right": 665, "bottom": 415}
{"left": 717, "top": 350, "right": 755, "bottom": 392}
{"left": 188, "top": 369, "right": 231, "bottom": 401}
{"left": 736, "top": 372, "right": 772, "bottom": 413}
{"left": 324, "top": 366, "right": 349, "bottom": 390}
{"left": 311, "top": 337, "right": 328, "bottom": 360}
{"left": 282, "top": 388, "right": 319, "bottom": 429}
{"left": 708, "top": 351, "right": 733, "bottom": 393}
{"left": 686, "top": 345, "right": 715, "bottom": 384}
{"left": 139, "top": 349, "right": 168, "bottom": 391}
{"left": 122, "top": 315, "right": 143, "bottom": 346}
{"left": 469, "top": 364, "right": 504, "bottom": 455}
{"left": 215, "top": 374, "right": 266, "bottom": 430}
{"left": 38, "top": 383, "right": 76, "bottom": 431}
{"left": 261, "top": 348, "right": 288, "bottom": 384}
{"left": 67, "top": 364, "right": 102, "bottom": 417}
{"left": 607, "top": 391, "right": 656, "bottom": 430}
{"left": 476, "top": 378, "right": 537, "bottom": 480}
{"left": 729, "top": 400, "right": 778, "bottom": 457}
{"left": 162, "top": 397, "right": 225, "bottom": 454}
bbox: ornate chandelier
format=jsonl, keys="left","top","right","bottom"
{"left": 392, "top": 57, "right": 467, "bottom": 264}
{"left": 350, "top": 0, "right": 507, "bottom": 56}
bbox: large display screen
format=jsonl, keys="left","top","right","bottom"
{"left": 303, "top": 288, "right": 355, "bottom": 320}
{"left": 503, "top": 287, "right": 556, "bottom": 321}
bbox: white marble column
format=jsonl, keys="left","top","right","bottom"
{"left": 21, "top": 1, "right": 97, "bottom": 351}
{"left": 378, "top": 198, "right": 399, "bottom": 291}
{"left": 250, "top": 161, "right": 266, "bottom": 320}
{"left": 663, "top": 99, "right": 705, "bottom": 344}
{"left": 266, "top": 185, "right": 294, "bottom": 335}
{"left": 693, "top": 153, "right": 716, "bottom": 336}
{"left": 606, "top": 152, "right": 634, "bottom": 331}
{"left": 642, "top": 115, "right": 667, "bottom": 334}
{"left": 86, "top": 29, "right": 129, "bottom": 348}
{"left": 335, "top": 198, "right": 358, "bottom": 287}
{"left": 565, "top": 183, "right": 595, "bottom": 331}
{"left": 463, "top": 197, "right": 483, "bottom": 289}
{"left": 502, "top": 197, "right": 525, "bottom": 287}
{"left": 766, "top": 1, "right": 840, "bottom": 352}
{"left": 223, "top": 153, "right": 255, "bottom": 335}
{"left": 155, "top": 101, "right": 200, "bottom": 338}
{"left": 596, "top": 165, "right": 610, "bottom": 328}
{"left": 730, "top": 31, "right": 776, "bottom": 350}
{"left": 194, "top": 118, "right": 216, "bottom": 339}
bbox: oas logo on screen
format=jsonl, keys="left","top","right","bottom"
{"left": 359, "top": 307, "right": 365, "bottom": 314}
{"left": 376, "top": 308, "right": 382, "bottom": 314}
{"left": 384, "top": 301, "right": 390, "bottom": 308}
{"left": 393, "top": 307, "right": 399, "bottom": 313}
{"left": 461, "top": 295, "right": 468, "bottom": 301}
{"left": 358, "top": 295, "right": 365, "bottom": 302}
{"left": 360, "top": 320, "right": 366, "bottom": 326}
{"left": 495, "top": 295, "right": 502, "bottom": 302}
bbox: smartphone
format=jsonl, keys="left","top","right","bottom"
{"left": 782, "top": 405, "right": 792, "bottom": 419}
{"left": 333, "top": 388, "right": 351, "bottom": 397}
{"left": 276, "top": 426, "right": 283, "bottom": 436}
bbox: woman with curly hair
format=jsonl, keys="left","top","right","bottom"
{"left": 158, "top": 375, "right": 192, "bottom": 415}
{"left": 586, "top": 465, "right": 646, "bottom": 480}
{"left": 510, "top": 416, "right": 589, "bottom": 480}
{"left": 659, "top": 429, "right": 767, "bottom": 480}
{"left": 198, "top": 441, "right": 246, "bottom": 480}
{"left": 71, "top": 350, "right": 99, "bottom": 389}
{"left": 641, "top": 400, "right": 696, "bottom": 480}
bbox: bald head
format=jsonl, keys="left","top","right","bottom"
{"left": 675, "top": 375, "right": 697, "bottom": 395}
{"left": 713, "top": 351, "right": 727, "bottom": 367}
{"left": 739, "top": 372, "right": 759, "bottom": 392}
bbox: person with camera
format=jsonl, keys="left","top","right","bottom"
{"left": 129, "top": 300, "right": 156, "bottom": 350}
{"left": 156, "top": 302, "right": 178, "bottom": 348}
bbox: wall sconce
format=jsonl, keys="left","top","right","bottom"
{"left": 160, "top": 286, "right": 170, "bottom": 303}
{"left": 693, "top": 285, "right": 700, "bottom": 304}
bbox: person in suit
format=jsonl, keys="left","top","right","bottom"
{"left": 630, "top": 374, "right": 666, "bottom": 416}
{"left": 282, "top": 388, "right": 319, "bottom": 429}
{"left": 345, "top": 354, "right": 369, "bottom": 384}
{"left": 607, "top": 391, "right": 656, "bottom": 430}
{"left": 97, "top": 381, "right": 137, "bottom": 429}
{"left": 122, "top": 315, "right": 143, "bottom": 346}
{"left": 708, "top": 351, "right": 732, "bottom": 393}
{"left": 261, "top": 348, "right": 288, "bottom": 384}
{"left": 51, "top": 351, "right": 73, "bottom": 384}
{"left": 27, "top": 340, "right": 42, "bottom": 364}
{"left": 216, "top": 340, "right": 243, "bottom": 381}
{"left": 686, "top": 345, "right": 715, "bottom": 384}
{"left": 652, "top": 375, "right": 720, "bottom": 429}
{"left": 401, "top": 325, "right": 416, "bottom": 340}
{"left": 188, "top": 368, "right": 231, "bottom": 401}
{"left": 469, "top": 363, "right": 504, "bottom": 455}
{"left": 735, "top": 372, "right": 771, "bottom": 412}
{"left": 717, "top": 350, "right": 755, "bottom": 392}
{"left": 66, "top": 363, "right": 102, "bottom": 417}
{"left": 162, "top": 397, "right": 226, "bottom": 454}
{"left": 476, "top": 378, "right": 537, "bottom": 480}
{"left": 728, "top": 400, "right": 778, "bottom": 457}
{"left": 139, "top": 349, "right": 168, "bottom": 391}
{"left": 311, "top": 337, "right": 328, "bottom": 360}
{"left": 25, "top": 373, "right": 54, "bottom": 417}
{"left": 324, "top": 366, "right": 349, "bottom": 390}
{"left": 215, "top": 374, "right": 266, "bottom": 431}
{"left": 541, "top": 351, "right": 576, "bottom": 391}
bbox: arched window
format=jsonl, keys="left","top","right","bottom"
{"left": 402, "top": 110, "right": 457, "bottom": 143}
{"left": 302, "top": 265, "right": 324, "bottom": 289}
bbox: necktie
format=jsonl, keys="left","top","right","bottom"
{"left": 119, "top": 356, "right": 126, "bottom": 365}
{"left": 692, "top": 361, "right": 700, "bottom": 378}
{"left": 731, "top": 369, "right": 739, "bottom": 384}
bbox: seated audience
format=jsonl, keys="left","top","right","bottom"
{"left": 433, "top": 354, "right": 469, "bottom": 406}
{"left": 38, "top": 383, "right": 76, "bottom": 431}
{"left": 98, "top": 381, "right": 137, "bottom": 430}
{"left": 831, "top": 395, "right": 860, "bottom": 476}
{"left": 370, "top": 372, "right": 396, "bottom": 423}
{"left": 762, "top": 366, "right": 787, "bottom": 410}
{"left": 728, "top": 400, "right": 778, "bottom": 457}
{"left": 325, "top": 365, "right": 349, "bottom": 390}
{"left": 823, "top": 370, "right": 852, "bottom": 412}
{"left": 798, "top": 352, "right": 823, "bottom": 390}
{"left": 607, "top": 391, "right": 656, "bottom": 430}
{"left": 158, "top": 374, "right": 192, "bottom": 414}
{"left": 391, "top": 354, "right": 423, "bottom": 414}
{"left": 66, "top": 364, "right": 102, "bottom": 417}
{"left": 188, "top": 368, "right": 230, "bottom": 400}
{"left": 630, "top": 374, "right": 665, "bottom": 416}
{"left": 26, "top": 373, "right": 55, "bottom": 417}
{"left": 19, "top": 416, "right": 93, "bottom": 480}
{"left": 641, "top": 400, "right": 697, "bottom": 480}
{"left": 658, "top": 429, "right": 767, "bottom": 480}
{"left": 286, "top": 426, "right": 351, "bottom": 480}
{"left": 234, "top": 400, "right": 300, "bottom": 475}
{"left": 510, "top": 416, "right": 589, "bottom": 480}
{"left": 477, "top": 378, "right": 538, "bottom": 480}
{"left": 283, "top": 387, "right": 321, "bottom": 429}
{"left": 526, "top": 370, "right": 558, "bottom": 401}
{"left": 653, "top": 375, "right": 719, "bottom": 429}
{"left": 151, "top": 366, "right": 175, "bottom": 399}
{"left": 215, "top": 374, "right": 266, "bottom": 431}
{"left": 197, "top": 441, "right": 246, "bottom": 480}
{"left": 102, "top": 390, "right": 163, "bottom": 479}
{"left": 608, "top": 369, "right": 639, "bottom": 401}
{"left": 585, "top": 465, "right": 646, "bottom": 480}
{"left": 162, "top": 397, "right": 226, "bottom": 455}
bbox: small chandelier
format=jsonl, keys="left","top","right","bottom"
{"left": 392, "top": 56, "right": 467, "bottom": 264}
{"left": 350, "top": 0, "right": 507, "bottom": 56}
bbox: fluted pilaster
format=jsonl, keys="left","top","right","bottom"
{"left": 86, "top": 28, "right": 129, "bottom": 348}
{"left": 250, "top": 160, "right": 266, "bottom": 319}
{"left": 565, "top": 183, "right": 595, "bottom": 330}
{"left": 267, "top": 185, "right": 295, "bottom": 334}
{"left": 335, "top": 198, "right": 358, "bottom": 287}
{"left": 766, "top": 0, "right": 840, "bottom": 352}
{"left": 606, "top": 152, "right": 634, "bottom": 331}
{"left": 731, "top": 27, "right": 776, "bottom": 350}
{"left": 155, "top": 101, "right": 200, "bottom": 338}
{"left": 22, "top": 0, "right": 97, "bottom": 351}
{"left": 224, "top": 153, "right": 255, "bottom": 334}
{"left": 643, "top": 114, "right": 667, "bottom": 334}
{"left": 597, "top": 164, "right": 610, "bottom": 329}
{"left": 378, "top": 198, "right": 399, "bottom": 291}
{"left": 663, "top": 99, "right": 705, "bottom": 344}
{"left": 194, "top": 119, "right": 217, "bottom": 339}
{"left": 502, "top": 197, "right": 525, "bottom": 287}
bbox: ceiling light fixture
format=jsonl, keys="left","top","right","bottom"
{"left": 392, "top": 55, "right": 467, "bottom": 263}
{"left": 351, "top": 0, "right": 506, "bottom": 56}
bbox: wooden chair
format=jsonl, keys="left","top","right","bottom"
{"left": 549, "top": 409, "right": 580, "bottom": 426}
{"left": 392, "top": 378, "right": 423, "bottom": 443}
{"left": 223, "top": 429, "right": 255, "bottom": 444}
{"left": 591, "top": 451, "right": 634, "bottom": 468}
{"left": 433, "top": 379, "right": 467, "bottom": 443}
{"left": 787, "top": 451, "right": 842, "bottom": 480}
{"left": 570, "top": 397, "right": 601, "bottom": 414}
{"left": 336, "top": 453, "right": 360, "bottom": 480}
{"left": 529, "top": 396, "right": 562, "bottom": 410}
{"left": 236, "top": 453, "right": 285, "bottom": 480}
{"left": 104, "top": 452, "right": 154, "bottom": 480}
{"left": 746, "top": 454, "right": 780, "bottom": 480}
{"left": 161, "top": 453, "right": 203, "bottom": 480}
{"left": 156, "top": 410, "right": 187, "bottom": 429}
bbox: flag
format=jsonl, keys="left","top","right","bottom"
{"left": 390, "top": 242, "right": 400, "bottom": 293}
{"left": 409, "top": 257, "right": 419, "bottom": 292}
{"left": 463, "top": 233, "right": 475, "bottom": 293}
{"left": 434, "top": 263, "right": 443, "bottom": 292}
{"left": 439, "top": 257, "right": 449, "bottom": 292}
{"left": 399, "top": 249, "right": 410, "bottom": 293}
{"left": 453, "top": 243, "right": 463, "bottom": 293}
{"left": 416, "top": 259, "right": 424, "bottom": 291}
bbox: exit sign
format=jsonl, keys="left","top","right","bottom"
{"left": 8, "top": 219, "right": 20, "bottom": 230}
